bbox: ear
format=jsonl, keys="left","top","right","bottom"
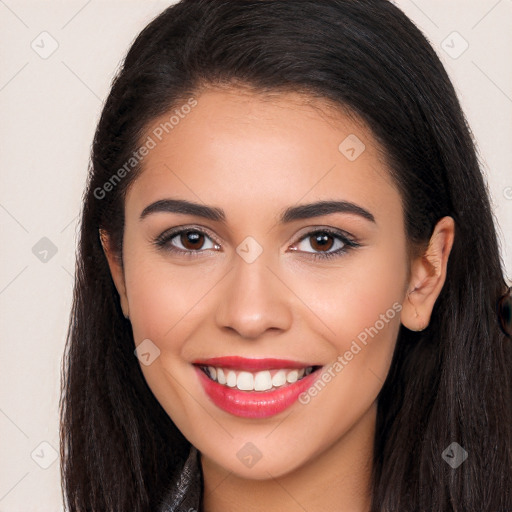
{"left": 401, "top": 216, "right": 455, "bottom": 332}
{"left": 99, "top": 229, "right": 130, "bottom": 319}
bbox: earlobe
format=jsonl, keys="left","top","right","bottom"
{"left": 400, "top": 216, "right": 455, "bottom": 332}
{"left": 99, "top": 229, "right": 130, "bottom": 319}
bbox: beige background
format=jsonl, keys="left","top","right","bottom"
{"left": 0, "top": 1, "right": 511, "bottom": 510}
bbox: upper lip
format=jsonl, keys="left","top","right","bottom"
{"left": 192, "top": 356, "right": 318, "bottom": 372}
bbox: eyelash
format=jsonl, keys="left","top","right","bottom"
{"left": 153, "top": 225, "right": 360, "bottom": 261}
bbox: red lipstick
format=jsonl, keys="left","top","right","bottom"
{"left": 193, "top": 356, "right": 322, "bottom": 418}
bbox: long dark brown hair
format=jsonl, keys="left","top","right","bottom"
{"left": 60, "top": 1, "right": 512, "bottom": 510}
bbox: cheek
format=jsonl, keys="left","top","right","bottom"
{"left": 123, "top": 247, "right": 220, "bottom": 353}
{"left": 122, "top": 251, "right": 217, "bottom": 422}
{"left": 292, "top": 248, "right": 406, "bottom": 435}
{"left": 290, "top": 240, "right": 407, "bottom": 352}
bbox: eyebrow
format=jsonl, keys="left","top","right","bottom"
{"left": 139, "top": 198, "right": 375, "bottom": 224}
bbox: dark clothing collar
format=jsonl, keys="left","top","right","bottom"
{"left": 158, "top": 445, "right": 203, "bottom": 512}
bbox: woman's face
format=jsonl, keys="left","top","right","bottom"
{"left": 110, "top": 88, "right": 412, "bottom": 479}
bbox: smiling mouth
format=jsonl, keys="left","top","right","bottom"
{"left": 198, "top": 365, "right": 322, "bottom": 392}
{"left": 193, "top": 357, "right": 324, "bottom": 418}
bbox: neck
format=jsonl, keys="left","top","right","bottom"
{"left": 201, "top": 402, "right": 376, "bottom": 512}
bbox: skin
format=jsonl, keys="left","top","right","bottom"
{"left": 102, "top": 87, "right": 454, "bottom": 512}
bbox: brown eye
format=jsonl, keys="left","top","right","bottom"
{"left": 155, "top": 227, "right": 220, "bottom": 254}
{"left": 291, "top": 229, "right": 358, "bottom": 260}
{"left": 298, "top": 231, "right": 338, "bottom": 253}
{"left": 180, "top": 231, "right": 205, "bottom": 250}
{"left": 309, "top": 232, "right": 335, "bottom": 252}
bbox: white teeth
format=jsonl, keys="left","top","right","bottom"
{"left": 217, "top": 368, "right": 226, "bottom": 385}
{"left": 237, "top": 371, "right": 254, "bottom": 391}
{"left": 254, "top": 370, "right": 273, "bottom": 391}
{"left": 226, "top": 370, "right": 237, "bottom": 387}
{"left": 203, "top": 365, "right": 316, "bottom": 391}
{"left": 271, "top": 370, "right": 287, "bottom": 387}
{"left": 286, "top": 370, "right": 298, "bottom": 383}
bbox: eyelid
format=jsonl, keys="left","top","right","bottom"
{"left": 291, "top": 225, "right": 358, "bottom": 246}
{"left": 154, "top": 224, "right": 222, "bottom": 248}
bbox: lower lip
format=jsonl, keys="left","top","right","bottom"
{"left": 195, "top": 366, "right": 321, "bottom": 418}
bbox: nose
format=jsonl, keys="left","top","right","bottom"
{"left": 214, "top": 250, "right": 293, "bottom": 339}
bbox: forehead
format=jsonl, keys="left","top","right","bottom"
{"left": 126, "top": 88, "right": 400, "bottom": 222}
